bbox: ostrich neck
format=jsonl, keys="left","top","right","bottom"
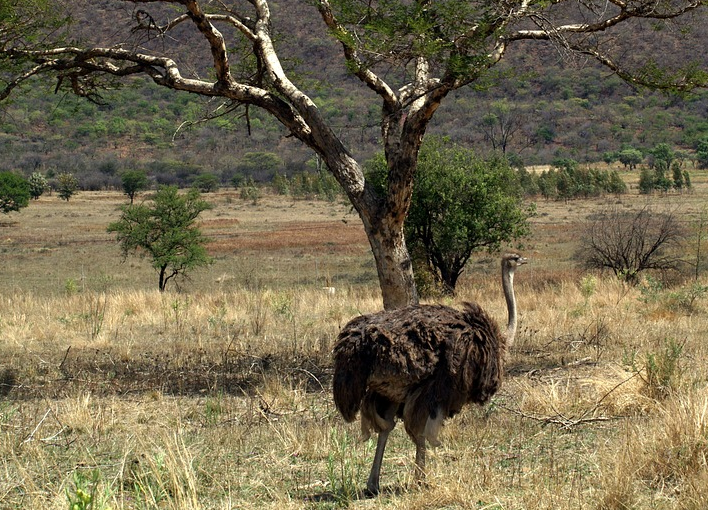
{"left": 502, "top": 268, "right": 517, "bottom": 345}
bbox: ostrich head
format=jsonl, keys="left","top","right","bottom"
{"left": 502, "top": 253, "right": 527, "bottom": 345}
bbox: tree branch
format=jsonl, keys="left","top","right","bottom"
{"left": 316, "top": 0, "right": 398, "bottom": 107}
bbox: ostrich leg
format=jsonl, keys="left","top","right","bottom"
{"left": 366, "top": 429, "right": 390, "bottom": 495}
{"left": 414, "top": 437, "right": 427, "bottom": 482}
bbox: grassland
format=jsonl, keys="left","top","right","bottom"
{"left": 2, "top": 175, "right": 708, "bottom": 509}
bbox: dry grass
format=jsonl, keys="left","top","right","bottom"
{"left": 2, "top": 177, "right": 708, "bottom": 508}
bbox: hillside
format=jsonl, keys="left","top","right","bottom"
{"left": 0, "top": 0, "right": 707, "bottom": 187}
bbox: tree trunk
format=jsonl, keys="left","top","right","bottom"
{"left": 159, "top": 266, "right": 167, "bottom": 292}
{"left": 362, "top": 213, "right": 418, "bottom": 310}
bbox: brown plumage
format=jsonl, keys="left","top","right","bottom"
{"left": 332, "top": 253, "right": 527, "bottom": 495}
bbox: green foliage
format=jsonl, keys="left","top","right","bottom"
{"left": 638, "top": 143, "right": 692, "bottom": 194}
{"left": 192, "top": 172, "right": 220, "bottom": 193}
{"left": 643, "top": 338, "right": 684, "bottom": 399}
{"left": 695, "top": 138, "right": 708, "bottom": 169}
{"left": 367, "top": 137, "right": 532, "bottom": 293}
{"left": 524, "top": 161, "right": 627, "bottom": 200}
{"left": 639, "top": 166, "right": 656, "bottom": 194}
{"left": 327, "top": 427, "right": 369, "bottom": 504}
{"left": 107, "top": 186, "right": 212, "bottom": 292}
{"left": 289, "top": 171, "right": 341, "bottom": 201}
{"left": 271, "top": 172, "right": 290, "bottom": 195}
{"left": 56, "top": 172, "right": 79, "bottom": 201}
{"left": 0, "top": 171, "right": 29, "bottom": 214}
{"left": 28, "top": 172, "right": 48, "bottom": 200}
{"left": 236, "top": 152, "right": 284, "bottom": 179}
{"left": 238, "top": 177, "right": 261, "bottom": 204}
{"left": 616, "top": 148, "right": 644, "bottom": 170}
{"left": 66, "top": 468, "right": 112, "bottom": 510}
{"left": 120, "top": 170, "right": 149, "bottom": 204}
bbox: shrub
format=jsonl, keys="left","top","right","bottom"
{"left": 0, "top": 171, "right": 30, "bottom": 213}
{"left": 56, "top": 172, "right": 79, "bottom": 201}
{"left": 28, "top": 172, "right": 48, "bottom": 200}
{"left": 579, "top": 206, "right": 686, "bottom": 283}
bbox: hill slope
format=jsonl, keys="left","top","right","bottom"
{"left": 1, "top": 0, "right": 707, "bottom": 186}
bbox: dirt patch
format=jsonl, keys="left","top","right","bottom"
{"left": 208, "top": 221, "right": 367, "bottom": 254}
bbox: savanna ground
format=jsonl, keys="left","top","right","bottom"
{"left": 2, "top": 170, "right": 708, "bottom": 509}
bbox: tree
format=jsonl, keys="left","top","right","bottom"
{"left": 639, "top": 166, "right": 656, "bottom": 194}
{"left": 121, "top": 170, "right": 149, "bottom": 204}
{"left": 192, "top": 173, "right": 220, "bottom": 193}
{"left": 617, "top": 148, "right": 644, "bottom": 170}
{"left": 0, "top": 171, "right": 30, "bottom": 214}
{"left": 107, "top": 186, "right": 212, "bottom": 292}
{"left": 28, "top": 172, "right": 48, "bottom": 200}
{"left": 696, "top": 138, "right": 708, "bottom": 169}
{"left": 579, "top": 206, "right": 686, "bottom": 283}
{"left": 1, "top": 1, "right": 706, "bottom": 308}
{"left": 481, "top": 100, "right": 525, "bottom": 155}
{"left": 56, "top": 172, "right": 78, "bottom": 201}
{"left": 368, "top": 138, "right": 532, "bottom": 294}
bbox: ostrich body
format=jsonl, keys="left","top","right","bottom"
{"left": 332, "top": 253, "right": 526, "bottom": 495}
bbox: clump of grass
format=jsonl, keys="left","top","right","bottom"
{"left": 66, "top": 469, "right": 112, "bottom": 510}
{"left": 599, "top": 391, "right": 708, "bottom": 509}
{"left": 123, "top": 432, "right": 202, "bottom": 510}
{"left": 326, "top": 427, "right": 368, "bottom": 505}
{"left": 642, "top": 338, "right": 685, "bottom": 400}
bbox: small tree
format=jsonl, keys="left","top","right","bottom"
{"left": 192, "top": 173, "right": 220, "bottom": 193}
{"left": 56, "top": 172, "right": 78, "bottom": 201}
{"left": 617, "top": 148, "right": 644, "bottom": 170}
{"left": 696, "top": 138, "right": 708, "bottom": 169}
{"left": 107, "top": 186, "right": 213, "bottom": 291}
{"left": 579, "top": 206, "right": 685, "bottom": 283}
{"left": 28, "top": 172, "right": 48, "bottom": 200}
{"left": 368, "top": 138, "right": 532, "bottom": 294}
{"left": 0, "top": 171, "right": 30, "bottom": 214}
{"left": 121, "top": 170, "right": 149, "bottom": 204}
{"left": 672, "top": 161, "right": 685, "bottom": 191}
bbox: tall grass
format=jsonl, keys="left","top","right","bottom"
{"left": 3, "top": 188, "right": 708, "bottom": 508}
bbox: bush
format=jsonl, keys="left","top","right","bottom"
{"left": 579, "top": 206, "right": 686, "bottom": 283}
{"left": 522, "top": 161, "right": 627, "bottom": 199}
{"left": 192, "top": 172, "right": 220, "bottom": 193}
{"left": 56, "top": 172, "right": 79, "bottom": 201}
{"left": 28, "top": 172, "right": 48, "bottom": 200}
{"left": 0, "top": 171, "right": 30, "bottom": 214}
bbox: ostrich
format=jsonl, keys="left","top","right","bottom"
{"left": 332, "top": 253, "right": 527, "bottom": 495}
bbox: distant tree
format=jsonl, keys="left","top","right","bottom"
{"left": 683, "top": 170, "right": 692, "bottom": 190}
{"left": 271, "top": 172, "right": 290, "bottom": 195}
{"left": 56, "top": 172, "right": 78, "bottom": 201}
{"left": 617, "top": 148, "right": 643, "bottom": 170}
{"left": 481, "top": 100, "right": 525, "bottom": 154}
{"left": 192, "top": 173, "right": 220, "bottom": 193}
{"left": 672, "top": 161, "right": 685, "bottom": 191}
{"left": 0, "top": 171, "right": 30, "bottom": 214}
{"left": 368, "top": 138, "right": 532, "bottom": 294}
{"left": 696, "top": 138, "right": 708, "bottom": 169}
{"left": 602, "top": 151, "right": 617, "bottom": 166}
{"left": 28, "top": 172, "right": 48, "bottom": 200}
{"left": 639, "top": 166, "right": 656, "bottom": 194}
{"left": 121, "top": 170, "right": 149, "bottom": 204}
{"left": 107, "top": 186, "right": 212, "bottom": 292}
{"left": 579, "top": 206, "right": 685, "bottom": 283}
{"left": 650, "top": 143, "right": 675, "bottom": 170}
{"left": 236, "top": 152, "right": 284, "bottom": 181}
